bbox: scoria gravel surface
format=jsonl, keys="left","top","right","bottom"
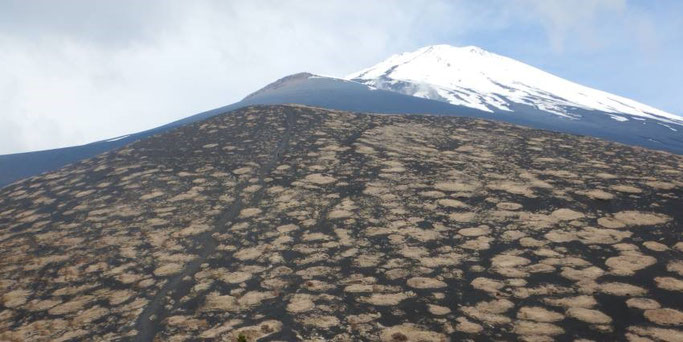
{"left": 1, "top": 105, "right": 682, "bottom": 341}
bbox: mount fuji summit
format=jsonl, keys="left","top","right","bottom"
{"left": 347, "top": 44, "right": 683, "bottom": 128}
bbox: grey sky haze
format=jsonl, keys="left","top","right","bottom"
{"left": 1, "top": 0, "right": 681, "bottom": 154}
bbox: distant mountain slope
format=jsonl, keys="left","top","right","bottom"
{"left": 1, "top": 105, "right": 681, "bottom": 341}
{"left": 0, "top": 75, "right": 489, "bottom": 189}
{"left": 240, "top": 73, "right": 489, "bottom": 116}
{"left": 347, "top": 44, "right": 683, "bottom": 126}
{"left": 242, "top": 74, "right": 683, "bottom": 154}
{"left": 0, "top": 102, "right": 243, "bottom": 189}
{"left": 3, "top": 67, "right": 683, "bottom": 188}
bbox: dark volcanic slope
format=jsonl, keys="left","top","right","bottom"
{"left": 1, "top": 105, "right": 682, "bottom": 341}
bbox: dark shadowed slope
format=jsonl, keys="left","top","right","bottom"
{"left": 1, "top": 105, "right": 682, "bottom": 341}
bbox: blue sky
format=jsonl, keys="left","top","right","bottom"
{"left": 447, "top": 1, "right": 683, "bottom": 119}
{"left": 0, "top": 0, "right": 681, "bottom": 154}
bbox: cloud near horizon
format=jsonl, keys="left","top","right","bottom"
{"left": 0, "top": 0, "right": 681, "bottom": 154}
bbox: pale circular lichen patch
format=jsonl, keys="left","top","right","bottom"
{"left": 598, "top": 282, "right": 647, "bottom": 296}
{"left": 626, "top": 298, "right": 660, "bottom": 310}
{"left": 437, "top": 198, "right": 468, "bottom": 208}
{"left": 287, "top": 295, "right": 315, "bottom": 313}
{"left": 643, "top": 241, "right": 668, "bottom": 252}
{"left": 328, "top": 210, "right": 353, "bottom": 219}
{"left": 667, "top": 261, "right": 683, "bottom": 277}
{"left": 544, "top": 295, "right": 597, "bottom": 308}
{"left": 551, "top": 208, "right": 585, "bottom": 221}
{"left": 610, "top": 185, "right": 642, "bottom": 193}
{"left": 567, "top": 307, "right": 612, "bottom": 324}
{"left": 304, "top": 173, "right": 336, "bottom": 185}
{"left": 2, "top": 289, "right": 31, "bottom": 308}
{"left": 239, "top": 207, "right": 262, "bottom": 218}
{"left": 496, "top": 202, "right": 522, "bottom": 210}
{"left": 234, "top": 247, "right": 262, "bottom": 261}
{"left": 654, "top": 277, "right": 683, "bottom": 292}
{"left": 221, "top": 271, "right": 252, "bottom": 284}
{"left": 420, "top": 191, "right": 446, "bottom": 198}
{"left": 491, "top": 254, "right": 531, "bottom": 268}
{"left": 605, "top": 254, "right": 656, "bottom": 276}
{"left": 471, "top": 277, "right": 504, "bottom": 293}
{"left": 644, "top": 308, "right": 683, "bottom": 326}
{"left": 517, "top": 306, "right": 564, "bottom": 322}
{"left": 232, "top": 167, "right": 252, "bottom": 175}
{"left": 302, "top": 315, "right": 340, "bottom": 329}
{"left": 428, "top": 304, "right": 451, "bottom": 315}
{"left": 449, "top": 212, "right": 476, "bottom": 223}
{"left": 380, "top": 323, "right": 447, "bottom": 342}
{"left": 276, "top": 224, "right": 298, "bottom": 233}
{"left": 513, "top": 320, "right": 564, "bottom": 336}
{"left": 455, "top": 317, "right": 483, "bottom": 334}
{"left": 597, "top": 217, "right": 626, "bottom": 229}
{"left": 407, "top": 277, "right": 447, "bottom": 289}
{"left": 238, "top": 291, "right": 277, "bottom": 307}
{"left": 434, "top": 182, "right": 477, "bottom": 192}
{"left": 48, "top": 296, "right": 93, "bottom": 315}
{"left": 154, "top": 263, "right": 184, "bottom": 277}
{"left": 459, "top": 225, "right": 490, "bottom": 237}
{"left": 583, "top": 189, "right": 614, "bottom": 200}
{"left": 612, "top": 211, "right": 672, "bottom": 226}
{"left": 359, "top": 292, "right": 415, "bottom": 306}
{"left": 644, "top": 181, "right": 676, "bottom": 190}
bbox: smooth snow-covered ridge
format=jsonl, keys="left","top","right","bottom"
{"left": 346, "top": 45, "right": 683, "bottom": 125}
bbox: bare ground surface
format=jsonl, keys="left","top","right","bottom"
{"left": 0, "top": 105, "right": 682, "bottom": 341}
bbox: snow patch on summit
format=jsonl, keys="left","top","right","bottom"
{"left": 609, "top": 115, "right": 629, "bottom": 122}
{"left": 347, "top": 45, "right": 683, "bottom": 125}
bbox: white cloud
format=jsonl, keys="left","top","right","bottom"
{"left": 0, "top": 0, "right": 471, "bottom": 154}
{"left": 522, "top": 0, "right": 626, "bottom": 52}
{"left": 0, "top": 0, "right": 679, "bottom": 154}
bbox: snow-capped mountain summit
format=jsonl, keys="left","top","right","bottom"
{"left": 347, "top": 44, "right": 683, "bottom": 126}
